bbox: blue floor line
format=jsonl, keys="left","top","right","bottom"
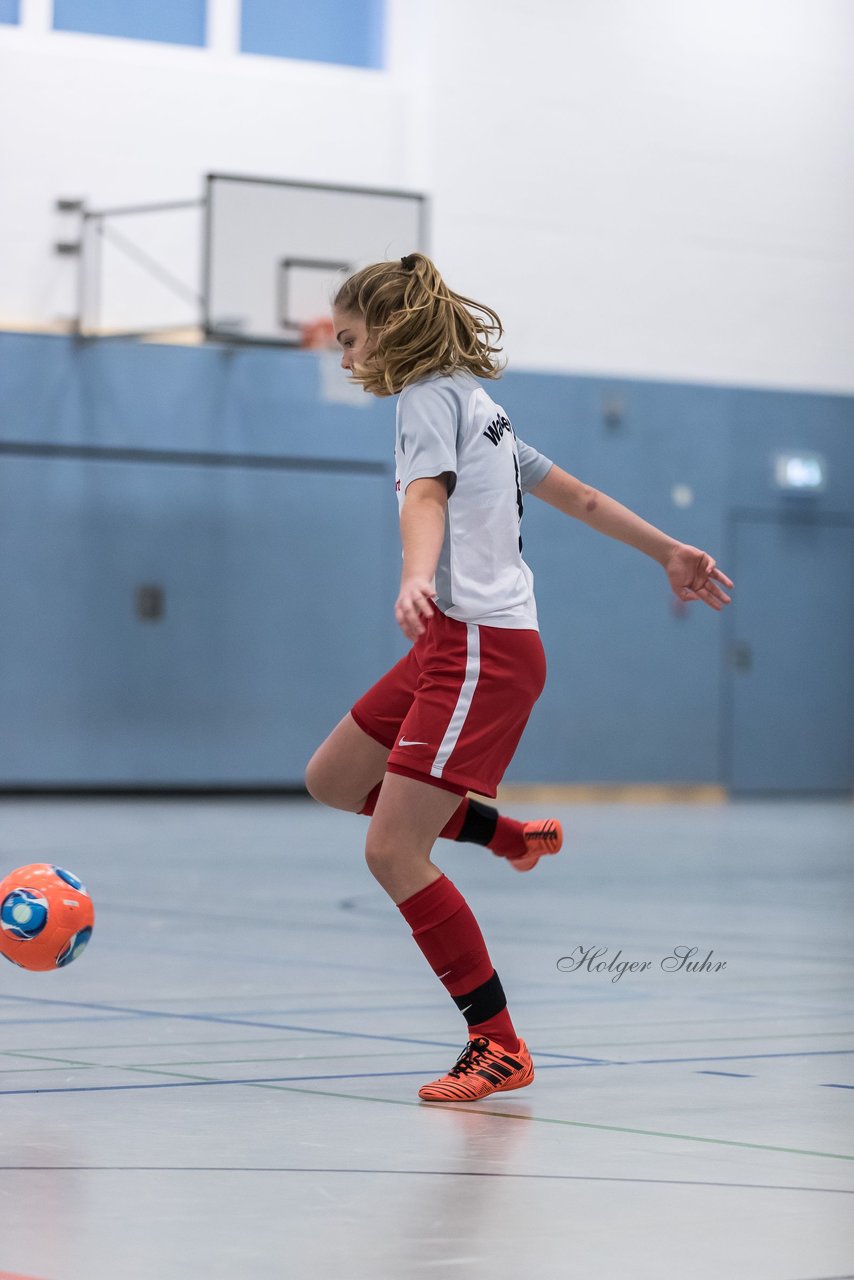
{"left": 2, "top": 998, "right": 853, "bottom": 1070}
{"left": 696, "top": 1070, "right": 754, "bottom": 1078}
{"left": 0, "top": 995, "right": 470, "bottom": 1050}
{"left": 0, "top": 1014, "right": 145, "bottom": 1027}
{"left": 626, "top": 1049, "right": 854, "bottom": 1065}
{"left": 3, "top": 1053, "right": 854, "bottom": 1097}
{"left": 0, "top": 1165, "right": 852, "bottom": 1195}
{"left": 0, "top": 1070, "right": 445, "bottom": 1096}
{"left": 0, "top": 993, "right": 609, "bottom": 1060}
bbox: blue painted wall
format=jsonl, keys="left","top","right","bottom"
{"left": 1, "top": 333, "right": 852, "bottom": 790}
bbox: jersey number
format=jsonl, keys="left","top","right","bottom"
{"left": 512, "top": 452, "right": 524, "bottom": 552}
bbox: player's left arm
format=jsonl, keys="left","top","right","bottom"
{"left": 530, "top": 463, "right": 733, "bottom": 611}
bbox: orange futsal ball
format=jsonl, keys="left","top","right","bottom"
{"left": 0, "top": 863, "right": 94, "bottom": 972}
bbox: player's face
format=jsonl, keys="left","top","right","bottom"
{"left": 333, "top": 307, "right": 373, "bottom": 375}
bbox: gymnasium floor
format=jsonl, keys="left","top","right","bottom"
{"left": 0, "top": 796, "right": 852, "bottom": 1280}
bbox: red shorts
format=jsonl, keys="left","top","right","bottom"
{"left": 351, "top": 607, "right": 547, "bottom": 798}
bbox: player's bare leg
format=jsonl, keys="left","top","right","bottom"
{"left": 365, "top": 771, "right": 533, "bottom": 1100}
{"left": 305, "top": 712, "right": 562, "bottom": 869}
{"left": 363, "top": 771, "right": 458, "bottom": 903}
{"left": 305, "top": 712, "right": 389, "bottom": 813}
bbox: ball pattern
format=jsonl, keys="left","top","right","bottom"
{"left": 53, "top": 866, "right": 89, "bottom": 895}
{"left": 1, "top": 889, "right": 49, "bottom": 939}
{"left": 56, "top": 926, "right": 93, "bottom": 968}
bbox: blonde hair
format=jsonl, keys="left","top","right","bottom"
{"left": 334, "top": 253, "right": 504, "bottom": 396}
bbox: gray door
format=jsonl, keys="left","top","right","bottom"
{"left": 725, "top": 514, "right": 854, "bottom": 794}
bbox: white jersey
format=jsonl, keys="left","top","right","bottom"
{"left": 395, "top": 371, "right": 553, "bottom": 629}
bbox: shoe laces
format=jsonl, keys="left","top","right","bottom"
{"left": 447, "top": 1037, "right": 492, "bottom": 1079}
{"left": 526, "top": 822, "right": 558, "bottom": 844}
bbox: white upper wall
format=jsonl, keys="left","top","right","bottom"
{"left": 427, "top": 0, "right": 854, "bottom": 393}
{"left": 1, "top": 0, "right": 852, "bottom": 391}
{"left": 0, "top": 0, "right": 427, "bottom": 335}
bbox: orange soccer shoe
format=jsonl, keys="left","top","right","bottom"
{"left": 508, "top": 818, "right": 563, "bottom": 872}
{"left": 418, "top": 1036, "right": 534, "bottom": 1102}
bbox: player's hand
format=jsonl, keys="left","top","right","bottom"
{"left": 395, "top": 577, "right": 435, "bottom": 641}
{"left": 664, "top": 543, "right": 733, "bottom": 611}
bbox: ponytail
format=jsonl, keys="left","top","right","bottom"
{"left": 334, "top": 253, "right": 504, "bottom": 396}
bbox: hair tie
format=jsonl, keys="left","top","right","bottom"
{"left": 400, "top": 254, "right": 416, "bottom": 271}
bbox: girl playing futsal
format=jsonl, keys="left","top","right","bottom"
{"left": 305, "top": 254, "right": 733, "bottom": 1102}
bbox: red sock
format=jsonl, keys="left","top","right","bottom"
{"left": 485, "top": 816, "right": 526, "bottom": 858}
{"left": 467, "top": 1007, "right": 520, "bottom": 1048}
{"left": 397, "top": 874, "right": 520, "bottom": 1053}
{"left": 358, "top": 784, "right": 381, "bottom": 816}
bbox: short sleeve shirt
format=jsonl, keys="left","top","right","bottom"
{"left": 395, "top": 371, "right": 553, "bottom": 628}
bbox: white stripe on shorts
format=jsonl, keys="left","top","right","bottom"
{"left": 431, "top": 623, "right": 480, "bottom": 779}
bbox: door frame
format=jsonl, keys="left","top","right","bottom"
{"left": 720, "top": 507, "right": 854, "bottom": 796}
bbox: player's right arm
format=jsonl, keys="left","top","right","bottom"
{"left": 396, "top": 474, "right": 450, "bottom": 641}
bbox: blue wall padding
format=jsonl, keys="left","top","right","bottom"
{"left": 1, "top": 333, "right": 852, "bottom": 788}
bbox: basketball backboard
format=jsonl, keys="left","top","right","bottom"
{"left": 203, "top": 174, "right": 428, "bottom": 345}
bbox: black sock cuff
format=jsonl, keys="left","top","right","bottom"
{"left": 457, "top": 799, "right": 499, "bottom": 847}
{"left": 452, "top": 970, "right": 507, "bottom": 1024}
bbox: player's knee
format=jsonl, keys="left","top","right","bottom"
{"left": 304, "top": 753, "right": 360, "bottom": 811}
{"left": 304, "top": 754, "right": 337, "bottom": 807}
{"left": 363, "top": 834, "right": 397, "bottom": 881}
